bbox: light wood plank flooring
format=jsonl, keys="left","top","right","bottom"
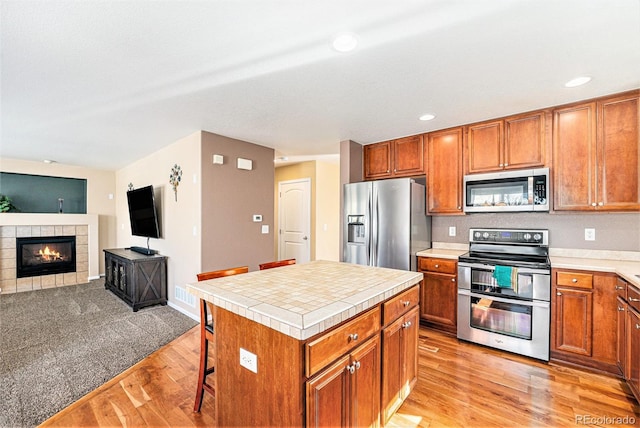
{"left": 41, "top": 326, "right": 640, "bottom": 427}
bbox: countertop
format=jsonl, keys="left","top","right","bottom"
{"left": 416, "top": 244, "right": 640, "bottom": 289}
{"left": 186, "top": 260, "right": 422, "bottom": 340}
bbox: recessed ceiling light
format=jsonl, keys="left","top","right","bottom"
{"left": 43, "top": 159, "right": 56, "bottom": 164}
{"left": 419, "top": 114, "right": 436, "bottom": 121}
{"left": 565, "top": 76, "right": 592, "bottom": 88}
{"left": 332, "top": 32, "right": 358, "bottom": 53}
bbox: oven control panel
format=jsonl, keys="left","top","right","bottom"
{"left": 469, "top": 228, "right": 548, "bottom": 245}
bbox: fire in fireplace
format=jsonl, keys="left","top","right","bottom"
{"left": 16, "top": 236, "right": 76, "bottom": 278}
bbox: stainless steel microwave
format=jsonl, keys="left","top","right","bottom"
{"left": 463, "top": 168, "right": 549, "bottom": 213}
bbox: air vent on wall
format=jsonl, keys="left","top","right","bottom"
{"left": 174, "top": 285, "right": 196, "bottom": 307}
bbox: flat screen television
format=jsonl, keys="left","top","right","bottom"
{"left": 127, "top": 185, "right": 161, "bottom": 241}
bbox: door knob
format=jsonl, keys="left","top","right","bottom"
{"left": 302, "top": 236, "right": 308, "bottom": 240}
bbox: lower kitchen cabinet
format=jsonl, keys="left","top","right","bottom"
{"left": 418, "top": 256, "right": 457, "bottom": 334}
{"left": 381, "top": 306, "right": 419, "bottom": 425}
{"left": 551, "top": 268, "right": 619, "bottom": 375}
{"left": 616, "top": 277, "right": 640, "bottom": 402}
{"left": 307, "top": 335, "right": 380, "bottom": 428}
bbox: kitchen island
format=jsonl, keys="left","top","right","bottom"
{"left": 186, "top": 260, "right": 423, "bottom": 427}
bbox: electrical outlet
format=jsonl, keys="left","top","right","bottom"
{"left": 584, "top": 228, "right": 596, "bottom": 241}
{"left": 240, "top": 348, "right": 257, "bottom": 373}
{"left": 449, "top": 226, "right": 456, "bottom": 237}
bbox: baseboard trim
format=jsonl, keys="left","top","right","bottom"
{"left": 168, "top": 301, "right": 199, "bottom": 322}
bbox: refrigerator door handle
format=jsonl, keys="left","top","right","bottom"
{"left": 371, "top": 187, "right": 378, "bottom": 267}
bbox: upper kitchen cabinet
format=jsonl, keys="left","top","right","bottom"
{"left": 553, "top": 91, "right": 640, "bottom": 211}
{"left": 426, "top": 127, "right": 464, "bottom": 215}
{"left": 364, "top": 135, "right": 424, "bottom": 180}
{"left": 465, "top": 111, "right": 549, "bottom": 174}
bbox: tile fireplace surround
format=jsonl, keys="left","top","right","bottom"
{"left": 0, "top": 214, "right": 99, "bottom": 294}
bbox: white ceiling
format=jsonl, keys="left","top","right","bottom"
{"left": 2, "top": 0, "right": 639, "bottom": 171}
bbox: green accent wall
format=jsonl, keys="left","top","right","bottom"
{"left": 0, "top": 172, "right": 87, "bottom": 213}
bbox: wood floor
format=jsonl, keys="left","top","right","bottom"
{"left": 41, "top": 326, "right": 640, "bottom": 427}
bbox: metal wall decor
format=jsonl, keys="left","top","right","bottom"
{"left": 169, "top": 164, "right": 182, "bottom": 201}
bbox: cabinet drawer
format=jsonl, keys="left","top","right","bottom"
{"left": 383, "top": 285, "right": 419, "bottom": 326}
{"left": 628, "top": 286, "right": 640, "bottom": 313}
{"left": 419, "top": 257, "right": 457, "bottom": 274}
{"left": 616, "top": 277, "right": 628, "bottom": 300}
{"left": 556, "top": 271, "right": 593, "bottom": 289}
{"left": 306, "top": 307, "right": 380, "bottom": 377}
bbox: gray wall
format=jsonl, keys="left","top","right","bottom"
{"left": 201, "top": 131, "right": 275, "bottom": 271}
{"left": 432, "top": 212, "right": 640, "bottom": 251}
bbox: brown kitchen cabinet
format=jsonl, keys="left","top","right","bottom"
{"left": 553, "top": 91, "right": 640, "bottom": 211}
{"left": 307, "top": 335, "right": 380, "bottom": 428}
{"left": 615, "top": 277, "right": 640, "bottom": 402}
{"left": 551, "top": 268, "right": 619, "bottom": 375}
{"left": 364, "top": 135, "right": 424, "bottom": 180}
{"left": 465, "top": 110, "right": 548, "bottom": 174}
{"left": 418, "top": 256, "right": 457, "bottom": 334}
{"left": 381, "top": 306, "right": 419, "bottom": 425}
{"left": 426, "top": 127, "right": 464, "bottom": 215}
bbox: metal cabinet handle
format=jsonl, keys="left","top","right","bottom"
{"left": 434, "top": 264, "right": 439, "bottom": 268}
{"left": 618, "top": 307, "right": 626, "bottom": 311}
{"left": 402, "top": 321, "right": 412, "bottom": 329}
{"left": 349, "top": 333, "right": 359, "bottom": 341}
{"left": 457, "top": 206, "right": 462, "bottom": 210}
{"left": 451, "top": 278, "right": 456, "bottom": 282}
{"left": 402, "top": 300, "right": 411, "bottom": 307}
{"left": 557, "top": 292, "right": 562, "bottom": 296}
{"left": 572, "top": 278, "right": 578, "bottom": 283}
{"left": 504, "top": 163, "right": 509, "bottom": 167}
{"left": 629, "top": 297, "right": 640, "bottom": 302}
{"left": 636, "top": 324, "right": 640, "bottom": 330}
{"left": 616, "top": 286, "right": 625, "bottom": 290}
{"left": 499, "top": 163, "right": 504, "bottom": 167}
{"left": 598, "top": 202, "right": 604, "bottom": 206}
{"left": 346, "top": 363, "right": 355, "bottom": 374}
{"left": 354, "top": 361, "right": 361, "bottom": 370}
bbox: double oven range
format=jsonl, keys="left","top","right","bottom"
{"left": 457, "top": 228, "right": 551, "bottom": 361}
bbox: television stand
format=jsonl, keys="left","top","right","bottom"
{"left": 104, "top": 249, "right": 167, "bottom": 311}
{"left": 130, "top": 246, "right": 157, "bottom": 255}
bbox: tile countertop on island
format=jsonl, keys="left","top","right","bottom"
{"left": 186, "top": 260, "right": 422, "bottom": 341}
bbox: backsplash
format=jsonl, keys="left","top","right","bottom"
{"left": 432, "top": 212, "right": 640, "bottom": 252}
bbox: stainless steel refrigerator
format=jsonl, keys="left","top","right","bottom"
{"left": 343, "top": 177, "right": 431, "bottom": 271}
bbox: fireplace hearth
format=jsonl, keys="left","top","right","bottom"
{"left": 16, "top": 236, "right": 76, "bottom": 278}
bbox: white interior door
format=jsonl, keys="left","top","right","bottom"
{"left": 278, "top": 178, "right": 311, "bottom": 263}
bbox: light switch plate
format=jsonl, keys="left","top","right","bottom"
{"left": 240, "top": 348, "right": 257, "bottom": 373}
{"left": 449, "top": 226, "right": 456, "bottom": 237}
{"left": 261, "top": 225, "right": 269, "bottom": 234}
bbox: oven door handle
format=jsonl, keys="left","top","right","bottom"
{"left": 458, "top": 288, "right": 550, "bottom": 308}
{"left": 458, "top": 262, "right": 550, "bottom": 276}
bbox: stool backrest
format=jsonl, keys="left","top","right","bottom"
{"left": 197, "top": 266, "right": 249, "bottom": 281}
{"left": 259, "top": 258, "right": 296, "bottom": 270}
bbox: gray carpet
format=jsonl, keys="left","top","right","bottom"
{"left": 0, "top": 279, "right": 197, "bottom": 428}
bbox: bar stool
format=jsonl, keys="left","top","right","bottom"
{"left": 258, "top": 258, "right": 296, "bottom": 270}
{"left": 193, "top": 265, "right": 248, "bottom": 412}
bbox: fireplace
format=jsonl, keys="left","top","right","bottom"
{"left": 16, "top": 236, "right": 76, "bottom": 278}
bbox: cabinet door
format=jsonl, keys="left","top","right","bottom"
{"left": 504, "top": 111, "right": 547, "bottom": 170}
{"left": 420, "top": 272, "right": 457, "bottom": 331}
{"left": 426, "top": 128, "right": 463, "bottom": 214}
{"left": 617, "top": 297, "right": 628, "bottom": 377}
{"left": 350, "top": 336, "right": 380, "bottom": 428}
{"left": 466, "top": 120, "right": 503, "bottom": 173}
{"left": 553, "top": 102, "right": 597, "bottom": 211}
{"left": 393, "top": 135, "right": 424, "bottom": 176}
{"left": 628, "top": 307, "right": 640, "bottom": 398}
{"left": 306, "top": 354, "right": 350, "bottom": 428}
{"left": 364, "top": 141, "right": 392, "bottom": 180}
{"left": 381, "top": 307, "right": 419, "bottom": 426}
{"left": 598, "top": 94, "right": 640, "bottom": 210}
{"left": 553, "top": 287, "right": 593, "bottom": 356}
